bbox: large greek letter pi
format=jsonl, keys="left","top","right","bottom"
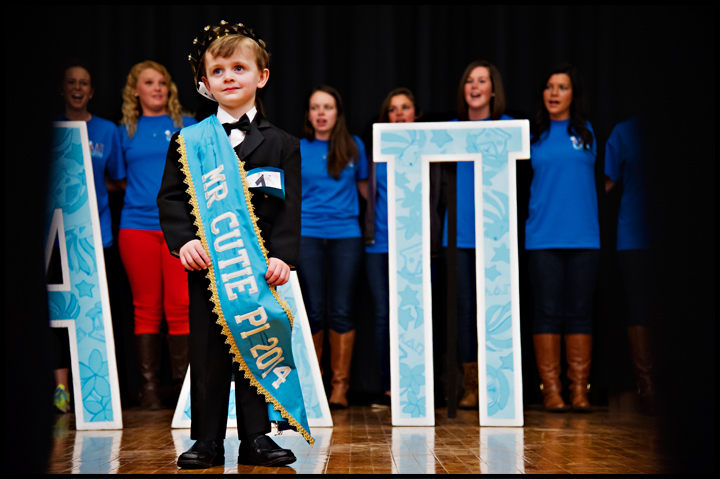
{"left": 374, "top": 120, "right": 529, "bottom": 426}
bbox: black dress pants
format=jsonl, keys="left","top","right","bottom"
{"left": 188, "top": 271, "right": 270, "bottom": 441}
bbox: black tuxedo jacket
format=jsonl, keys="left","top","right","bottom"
{"left": 157, "top": 113, "right": 302, "bottom": 267}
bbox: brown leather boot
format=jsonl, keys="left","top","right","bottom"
{"left": 135, "top": 334, "right": 163, "bottom": 409}
{"left": 458, "top": 362, "right": 479, "bottom": 409}
{"left": 533, "top": 334, "right": 569, "bottom": 412}
{"left": 312, "top": 331, "right": 324, "bottom": 377}
{"left": 328, "top": 330, "right": 355, "bottom": 409}
{"left": 167, "top": 334, "right": 189, "bottom": 406}
{"left": 627, "top": 326, "right": 658, "bottom": 415}
{"left": 565, "top": 334, "right": 592, "bottom": 412}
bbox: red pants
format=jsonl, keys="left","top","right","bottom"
{"left": 119, "top": 229, "right": 190, "bottom": 336}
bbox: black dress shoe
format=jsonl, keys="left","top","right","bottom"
{"left": 238, "top": 435, "right": 296, "bottom": 466}
{"left": 177, "top": 440, "right": 225, "bottom": 469}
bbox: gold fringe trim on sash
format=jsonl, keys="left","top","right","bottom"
{"left": 177, "top": 135, "right": 313, "bottom": 446}
{"left": 233, "top": 150, "right": 295, "bottom": 331}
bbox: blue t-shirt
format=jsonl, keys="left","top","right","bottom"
{"left": 117, "top": 115, "right": 197, "bottom": 231}
{"left": 57, "top": 114, "right": 122, "bottom": 248}
{"left": 605, "top": 117, "right": 649, "bottom": 250}
{"left": 300, "top": 136, "right": 368, "bottom": 239}
{"left": 525, "top": 119, "right": 599, "bottom": 250}
{"left": 366, "top": 161, "right": 388, "bottom": 254}
{"left": 443, "top": 113, "right": 514, "bottom": 248}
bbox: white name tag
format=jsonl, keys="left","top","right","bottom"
{"left": 247, "top": 170, "right": 282, "bottom": 190}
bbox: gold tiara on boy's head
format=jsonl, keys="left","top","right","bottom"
{"left": 188, "top": 20, "right": 267, "bottom": 101}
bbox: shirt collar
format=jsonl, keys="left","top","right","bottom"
{"left": 217, "top": 105, "right": 257, "bottom": 124}
{"left": 217, "top": 106, "right": 257, "bottom": 148}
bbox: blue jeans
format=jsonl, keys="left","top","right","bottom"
{"left": 296, "top": 237, "right": 363, "bottom": 335}
{"left": 527, "top": 249, "right": 600, "bottom": 335}
{"left": 366, "top": 253, "right": 390, "bottom": 392}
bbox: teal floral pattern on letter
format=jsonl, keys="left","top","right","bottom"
{"left": 379, "top": 122, "right": 525, "bottom": 423}
{"left": 46, "top": 126, "right": 119, "bottom": 426}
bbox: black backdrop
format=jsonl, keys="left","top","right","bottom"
{"left": 6, "top": 5, "right": 714, "bottom": 473}
{"left": 43, "top": 5, "right": 674, "bottom": 138}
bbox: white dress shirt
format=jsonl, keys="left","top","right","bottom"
{"left": 217, "top": 106, "right": 257, "bottom": 148}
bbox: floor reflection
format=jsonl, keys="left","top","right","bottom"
{"left": 68, "top": 429, "right": 123, "bottom": 474}
{"left": 47, "top": 406, "right": 669, "bottom": 474}
{"left": 391, "top": 427, "right": 435, "bottom": 474}
{"left": 480, "top": 427, "right": 524, "bottom": 474}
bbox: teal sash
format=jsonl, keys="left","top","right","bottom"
{"left": 178, "top": 115, "right": 312, "bottom": 445}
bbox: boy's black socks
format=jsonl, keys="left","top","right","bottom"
{"left": 244, "top": 432, "right": 265, "bottom": 444}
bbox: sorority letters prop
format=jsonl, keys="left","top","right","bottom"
{"left": 177, "top": 116, "right": 313, "bottom": 445}
{"left": 374, "top": 121, "right": 529, "bottom": 426}
{"left": 276, "top": 272, "right": 333, "bottom": 427}
{"left": 172, "top": 272, "right": 333, "bottom": 429}
{"left": 45, "top": 122, "right": 123, "bottom": 430}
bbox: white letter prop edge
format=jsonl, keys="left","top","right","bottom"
{"left": 46, "top": 122, "right": 123, "bottom": 429}
{"left": 374, "top": 120, "right": 529, "bottom": 426}
{"left": 172, "top": 271, "right": 332, "bottom": 428}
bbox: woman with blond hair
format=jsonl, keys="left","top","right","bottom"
{"left": 116, "top": 60, "right": 197, "bottom": 409}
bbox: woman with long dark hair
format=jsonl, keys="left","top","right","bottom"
{"left": 444, "top": 60, "right": 514, "bottom": 409}
{"left": 527, "top": 64, "right": 599, "bottom": 413}
{"left": 117, "top": 61, "right": 197, "bottom": 409}
{"left": 297, "top": 85, "right": 368, "bottom": 409}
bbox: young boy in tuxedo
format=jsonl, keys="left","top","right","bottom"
{"left": 157, "top": 22, "right": 302, "bottom": 469}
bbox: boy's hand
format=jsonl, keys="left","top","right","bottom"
{"left": 179, "top": 239, "right": 211, "bottom": 271}
{"left": 266, "top": 258, "right": 290, "bottom": 286}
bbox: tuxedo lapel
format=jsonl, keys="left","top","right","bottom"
{"left": 237, "top": 118, "right": 265, "bottom": 161}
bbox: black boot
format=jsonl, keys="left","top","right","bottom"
{"left": 134, "top": 334, "right": 163, "bottom": 409}
{"left": 627, "top": 326, "right": 658, "bottom": 415}
{"left": 166, "top": 334, "right": 189, "bottom": 406}
{"left": 238, "top": 435, "right": 296, "bottom": 466}
{"left": 178, "top": 440, "right": 225, "bottom": 469}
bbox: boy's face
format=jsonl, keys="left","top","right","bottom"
{"left": 201, "top": 47, "right": 269, "bottom": 117}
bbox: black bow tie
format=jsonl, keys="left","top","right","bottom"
{"left": 222, "top": 115, "right": 251, "bottom": 136}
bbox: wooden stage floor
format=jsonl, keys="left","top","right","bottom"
{"left": 47, "top": 405, "right": 669, "bottom": 474}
